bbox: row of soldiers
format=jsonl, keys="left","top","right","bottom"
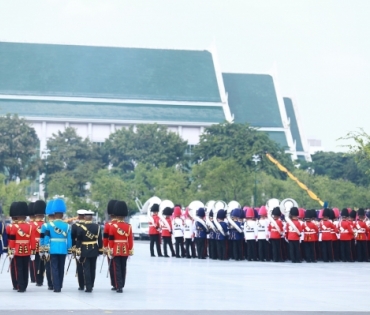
{"left": 0, "top": 198, "right": 133, "bottom": 293}
{"left": 148, "top": 204, "right": 370, "bottom": 263}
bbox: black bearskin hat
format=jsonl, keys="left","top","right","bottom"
{"left": 16, "top": 201, "right": 28, "bottom": 217}
{"left": 358, "top": 208, "right": 365, "bottom": 216}
{"left": 323, "top": 208, "right": 331, "bottom": 218}
{"left": 9, "top": 202, "right": 18, "bottom": 217}
{"left": 349, "top": 210, "right": 357, "bottom": 219}
{"left": 329, "top": 209, "right": 335, "bottom": 220}
{"left": 290, "top": 207, "right": 299, "bottom": 217}
{"left": 113, "top": 201, "right": 128, "bottom": 217}
{"left": 197, "top": 208, "right": 205, "bottom": 217}
{"left": 107, "top": 199, "right": 118, "bottom": 215}
{"left": 272, "top": 207, "right": 281, "bottom": 216}
{"left": 151, "top": 203, "right": 159, "bottom": 213}
{"left": 341, "top": 208, "right": 349, "bottom": 217}
{"left": 304, "top": 210, "right": 312, "bottom": 219}
{"left": 162, "top": 207, "right": 173, "bottom": 216}
{"left": 34, "top": 200, "right": 46, "bottom": 215}
{"left": 28, "top": 202, "right": 35, "bottom": 216}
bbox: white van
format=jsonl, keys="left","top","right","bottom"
{"left": 130, "top": 214, "right": 149, "bottom": 240}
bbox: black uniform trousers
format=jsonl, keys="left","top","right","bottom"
{"left": 232, "top": 240, "right": 243, "bottom": 260}
{"left": 321, "top": 240, "right": 333, "bottom": 262}
{"left": 304, "top": 241, "right": 316, "bottom": 262}
{"left": 340, "top": 240, "right": 353, "bottom": 262}
{"left": 216, "top": 240, "right": 227, "bottom": 260}
{"left": 44, "top": 259, "right": 53, "bottom": 288}
{"left": 185, "top": 238, "right": 196, "bottom": 258}
{"left": 35, "top": 253, "right": 45, "bottom": 285}
{"left": 50, "top": 254, "right": 66, "bottom": 291}
{"left": 289, "top": 240, "right": 300, "bottom": 263}
{"left": 175, "top": 237, "right": 185, "bottom": 257}
{"left": 76, "top": 260, "right": 85, "bottom": 289}
{"left": 258, "top": 239, "right": 270, "bottom": 261}
{"left": 351, "top": 239, "right": 356, "bottom": 261}
{"left": 246, "top": 240, "right": 257, "bottom": 261}
{"left": 82, "top": 256, "right": 97, "bottom": 291}
{"left": 356, "top": 240, "right": 368, "bottom": 262}
{"left": 112, "top": 256, "right": 128, "bottom": 289}
{"left": 29, "top": 258, "right": 36, "bottom": 283}
{"left": 14, "top": 256, "right": 29, "bottom": 291}
{"left": 196, "top": 238, "right": 206, "bottom": 259}
{"left": 163, "top": 236, "right": 175, "bottom": 256}
{"left": 149, "top": 234, "right": 162, "bottom": 256}
{"left": 208, "top": 239, "right": 217, "bottom": 259}
{"left": 271, "top": 238, "right": 282, "bottom": 262}
{"left": 332, "top": 240, "right": 340, "bottom": 261}
{"left": 10, "top": 257, "right": 18, "bottom": 289}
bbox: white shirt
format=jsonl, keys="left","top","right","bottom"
{"left": 244, "top": 220, "right": 257, "bottom": 240}
{"left": 184, "top": 218, "right": 193, "bottom": 239}
{"left": 172, "top": 217, "right": 184, "bottom": 237}
{"left": 254, "top": 218, "right": 268, "bottom": 240}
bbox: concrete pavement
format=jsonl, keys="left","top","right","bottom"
{"left": 0, "top": 241, "right": 369, "bottom": 312}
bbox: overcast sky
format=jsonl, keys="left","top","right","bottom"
{"left": 1, "top": 0, "right": 369, "bottom": 152}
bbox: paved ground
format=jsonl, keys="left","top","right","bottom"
{"left": 0, "top": 241, "right": 369, "bottom": 312}
{"left": 5, "top": 312, "right": 370, "bottom": 315}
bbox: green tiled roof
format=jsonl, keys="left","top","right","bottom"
{"left": 0, "top": 42, "right": 221, "bottom": 102}
{"left": 0, "top": 99, "right": 225, "bottom": 123}
{"left": 222, "top": 73, "right": 283, "bottom": 128}
{"left": 283, "top": 97, "right": 303, "bottom": 152}
{"left": 263, "top": 131, "right": 289, "bottom": 149}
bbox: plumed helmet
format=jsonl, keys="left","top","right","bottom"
{"left": 298, "top": 208, "right": 305, "bottom": 219}
{"left": 52, "top": 198, "right": 67, "bottom": 214}
{"left": 258, "top": 206, "right": 267, "bottom": 216}
{"left": 45, "top": 200, "right": 55, "bottom": 215}
{"left": 245, "top": 207, "right": 255, "bottom": 218}
{"left": 33, "top": 200, "right": 46, "bottom": 215}
{"left": 349, "top": 209, "right": 357, "bottom": 219}
{"left": 209, "top": 210, "right": 213, "bottom": 218}
{"left": 341, "top": 208, "right": 349, "bottom": 217}
{"left": 151, "top": 203, "right": 159, "bottom": 213}
{"left": 114, "top": 201, "right": 128, "bottom": 217}
{"left": 173, "top": 206, "right": 182, "bottom": 217}
{"left": 28, "top": 202, "right": 35, "bottom": 216}
{"left": 243, "top": 206, "right": 248, "bottom": 211}
{"left": 163, "top": 207, "right": 173, "bottom": 216}
{"left": 216, "top": 209, "right": 226, "bottom": 220}
{"left": 358, "top": 208, "right": 365, "bottom": 216}
{"left": 290, "top": 207, "right": 299, "bottom": 217}
{"left": 16, "top": 201, "right": 28, "bottom": 217}
{"left": 197, "top": 208, "right": 205, "bottom": 217}
{"left": 272, "top": 207, "right": 281, "bottom": 217}
{"left": 318, "top": 209, "right": 323, "bottom": 219}
{"left": 107, "top": 199, "right": 118, "bottom": 215}
{"left": 333, "top": 208, "right": 340, "bottom": 218}
{"left": 323, "top": 208, "right": 331, "bottom": 218}
{"left": 9, "top": 202, "right": 18, "bottom": 217}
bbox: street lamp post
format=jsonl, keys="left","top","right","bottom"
{"left": 252, "top": 154, "right": 261, "bottom": 207}
{"left": 42, "top": 149, "right": 50, "bottom": 201}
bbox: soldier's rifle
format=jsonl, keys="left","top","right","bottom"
{"left": 106, "top": 255, "right": 113, "bottom": 278}
{"left": 65, "top": 253, "right": 74, "bottom": 275}
{"left": 0, "top": 255, "right": 8, "bottom": 274}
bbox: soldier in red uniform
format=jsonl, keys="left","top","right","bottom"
{"left": 108, "top": 201, "right": 133, "bottom": 293}
{"left": 354, "top": 208, "right": 369, "bottom": 262}
{"left": 103, "top": 200, "right": 117, "bottom": 290}
{"left": 149, "top": 204, "right": 162, "bottom": 257}
{"left": 8, "top": 202, "right": 36, "bottom": 292}
{"left": 339, "top": 208, "right": 354, "bottom": 262}
{"left": 31, "top": 200, "right": 46, "bottom": 286}
{"left": 161, "top": 207, "right": 175, "bottom": 257}
{"left": 6, "top": 202, "right": 18, "bottom": 290}
{"left": 27, "top": 202, "right": 36, "bottom": 283}
{"left": 320, "top": 208, "right": 336, "bottom": 262}
{"left": 268, "top": 207, "right": 284, "bottom": 262}
{"left": 286, "top": 207, "right": 303, "bottom": 263}
{"left": 303, "top": 209, "right": 318, "bottom": 263}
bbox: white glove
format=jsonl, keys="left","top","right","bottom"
{"left": 285, "top": 238, "right": 289, "bottom": 243}
{"left": 8, "top": 250, "right": 14, "bottom": 259}
{"left": 39, "top": 251, "right": 45, "bottom": 258}
{"left": 30, "top": 255, "right": 35, "bottom": 261}
{"left": 76, "top": 255, "right": 80, "bottom": 261}
{"left": 44, "top": 252, "right": 49, "bottom": 259}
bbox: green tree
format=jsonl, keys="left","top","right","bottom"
{"left": 44, "top": 127, "right": 102, "bottom": 197}
{"left": 0, "top": 114, "right": 40, "bottom": 182}
{"left": 192, "top": 122, "right": 294, "bottom": 179}
{"left": 103, "top": 124, "right": 188, "bottom": 172}
{"left": 0, "top": 174, "right": 30, "bottom": 215}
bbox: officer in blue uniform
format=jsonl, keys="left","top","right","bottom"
{"left": 216, "top": 210, "right": 228, "bottom": 260}
{"left": 208, "top": 210, "right": 217, "bottom": 260}
{"left": 195, "top": 208, "right": 208, "bottom": 259}
{"left": 44, "top": 198, "right": 72, "bottom": 293}
{"left": 40, "top": 200, "right": 55, "bottom": 290}
{"left": 0, "top": 211, "right": 8, "bottom": 256}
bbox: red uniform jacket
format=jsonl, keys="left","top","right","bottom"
{"left": 103, "top": 221, "right": 114, "bottom": 248}
{"left": 331, "top": 221, "right": 339, "bottom": 241}
{"left": 268, "top": 219, "right": 283, "bottom": 239}
{"left": 108, "top": 221, "right": 133, "bottom": 256}
{"left": 8, "top": 222, "right": 35, "bottom": 256}
{"left": 161, "top": 217, "right": 172, "bottom": 237}
{"left": 320, "top": 220, "right": 336, "bottom": 241}
{"left": 354, "top": 220, "right": 369, "bottom": 241}
{"left": 149, "top": 215, "right": 161, "bottom": 235}
{"left": 286, "top": 219, "right": 303, "bottom": 241}
{"left": 339, "top": 220, "right": 354, "bottom": 241}
{"left": 30, "top": 220, "right": 43, "bottom": 252}
{"left": 303, "top": 221, "right": 318, "bottom": 242}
